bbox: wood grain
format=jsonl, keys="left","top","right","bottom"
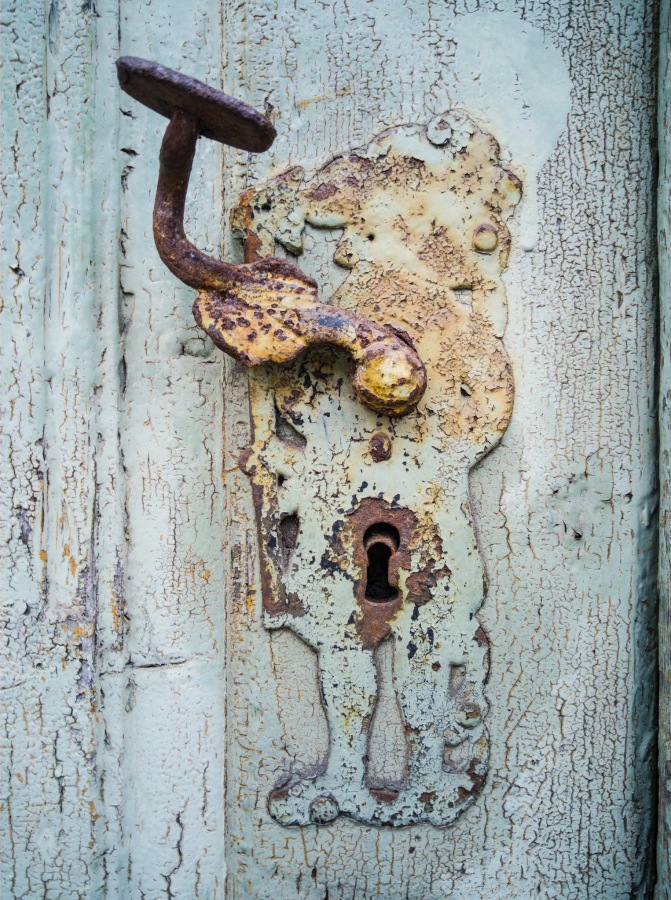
{"left": 659, "top": 1, "right": 671, "bottom": 894}
{"left": 0, "top": 0, "right": 660, "bottom": 897}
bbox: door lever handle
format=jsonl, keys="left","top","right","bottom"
{"left": 115, "top": 57, "right": 427, "bottom": 416}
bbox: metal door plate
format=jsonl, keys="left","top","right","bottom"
{"left": 236, "top": 110, "right": 522, "bottom": 827}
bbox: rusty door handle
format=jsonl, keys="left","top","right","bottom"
{"left": 115, "top": 57, "right": 427, "bottom": 416}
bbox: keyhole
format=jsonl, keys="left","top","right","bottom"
{"left": 364, "top": 523, "right": 400, "bottom": 602}
{"left": 366, "top": 543, "right": 396, "bottom": 600}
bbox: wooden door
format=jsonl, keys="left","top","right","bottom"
{"left": 2, "top": 1, "right": 663, "bottom": 897}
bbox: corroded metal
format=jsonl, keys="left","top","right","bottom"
{"left": 238, "top": 111, "right": 522, "bottom": 827}
{"left": 115, "top": 57, "right": 426, "bottom": 417}
{"left": 116, "top": 57, "right": 522, "bottom": 830}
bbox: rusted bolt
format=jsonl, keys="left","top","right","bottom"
{"left": 456, "top": 703, "right": 482, "bottom": 729}
{"left": 115, "top": 57, "right": 427, "bottom": 417}
{"left": 308, "top": 794, "right": 340, "bottom": 824}
{"left": 473, "top": 222, "right": 499, "bottom": 253}
{"left": 369, "top": 432, "right": 392, "bottom": 462}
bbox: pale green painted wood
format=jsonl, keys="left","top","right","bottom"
{"left": 222, "top": 1, "right": 659, "bottom": 896}
{"left": 0, "top": 0, "right": 661, "bottom": 897}
{"left": 1, "top": 1, "right": 120, "bottom": 894}
{"left": 113, "top": 5, "right": 227, "bottom": 895}
{"left": 1, "top": 0, "right": 227, "bottom": 896}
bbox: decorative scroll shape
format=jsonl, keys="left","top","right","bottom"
{"left": 237, "top": 111, "right": 522, "bottom": 827}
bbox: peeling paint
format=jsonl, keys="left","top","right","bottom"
{"left": 1, "top": 0, "right": 659, "bottom": 895}
{"left": 237, "top": 111, "right": 521, "bottom": 827}
{"left": 452, "top": 10, "right": 572, "bottom": 252}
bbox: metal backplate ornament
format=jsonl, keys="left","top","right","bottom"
{"left": 236, "top": 111, "right": 522, "bottom": 827}
{"left": 115, "top": 59, "right": 521, "bottom": 829}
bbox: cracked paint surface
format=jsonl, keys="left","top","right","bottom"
{"left": 222, "top": 0, "right": 658, "bottom": 895}
{"left": 1, "top": 0, "right": 659, "bottom": 896}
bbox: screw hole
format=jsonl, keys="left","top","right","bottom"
{"left": 279, "top": 513, "right": 299, "bottom": 566}
{"left": 274, "top": 402, "right": 306, "bottom": 448}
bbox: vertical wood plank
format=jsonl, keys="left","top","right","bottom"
{"left": 1, "top": 1, "right": 121, "bottom": 895}
{"left": 1, "top": 0, "right": 227, "bottom": 895}
{"left": 659, "top": 0, "right": 671, "bottom": 894}
{"left": 114, "top": 2, "right": 226, "bottom": 895}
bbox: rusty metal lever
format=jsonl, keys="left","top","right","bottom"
{"left": 115, "top": 57, "right": 426, "bottom": 416}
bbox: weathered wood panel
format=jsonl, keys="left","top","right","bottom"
{"left": 0, "top": 0, "right": 660, "bottom": 897}
{"left": 2, "top": 0, "right": 226, "bottom": 896}
{"left": 2, "top": 2, "right": 118, "bottom": 894}
{"left": 659, "top": 1, "right": 671, "bottom": 894}
{"left": 221, "top": 1, "right": 659, "bottom": 896}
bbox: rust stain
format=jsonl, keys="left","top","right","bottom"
{"left": 116, "top": 55, "right": 521, "bottom": 831}
{"left": 65, "top": 622, "right": 95, "bottom": 641}
{"left": 296, "top": 88, "right": 352, "bottom": 109}
{"left": 234, "top": 109, "right": 518, "bottom": 828}
{"left": 117, "top": 57, "right": 426, "bottom": 418}
{"left": 368, "top": 432, "right": 392, "bottom": 462}
{"left": 63, "top": 543, "right": 77, "bottom": 576}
